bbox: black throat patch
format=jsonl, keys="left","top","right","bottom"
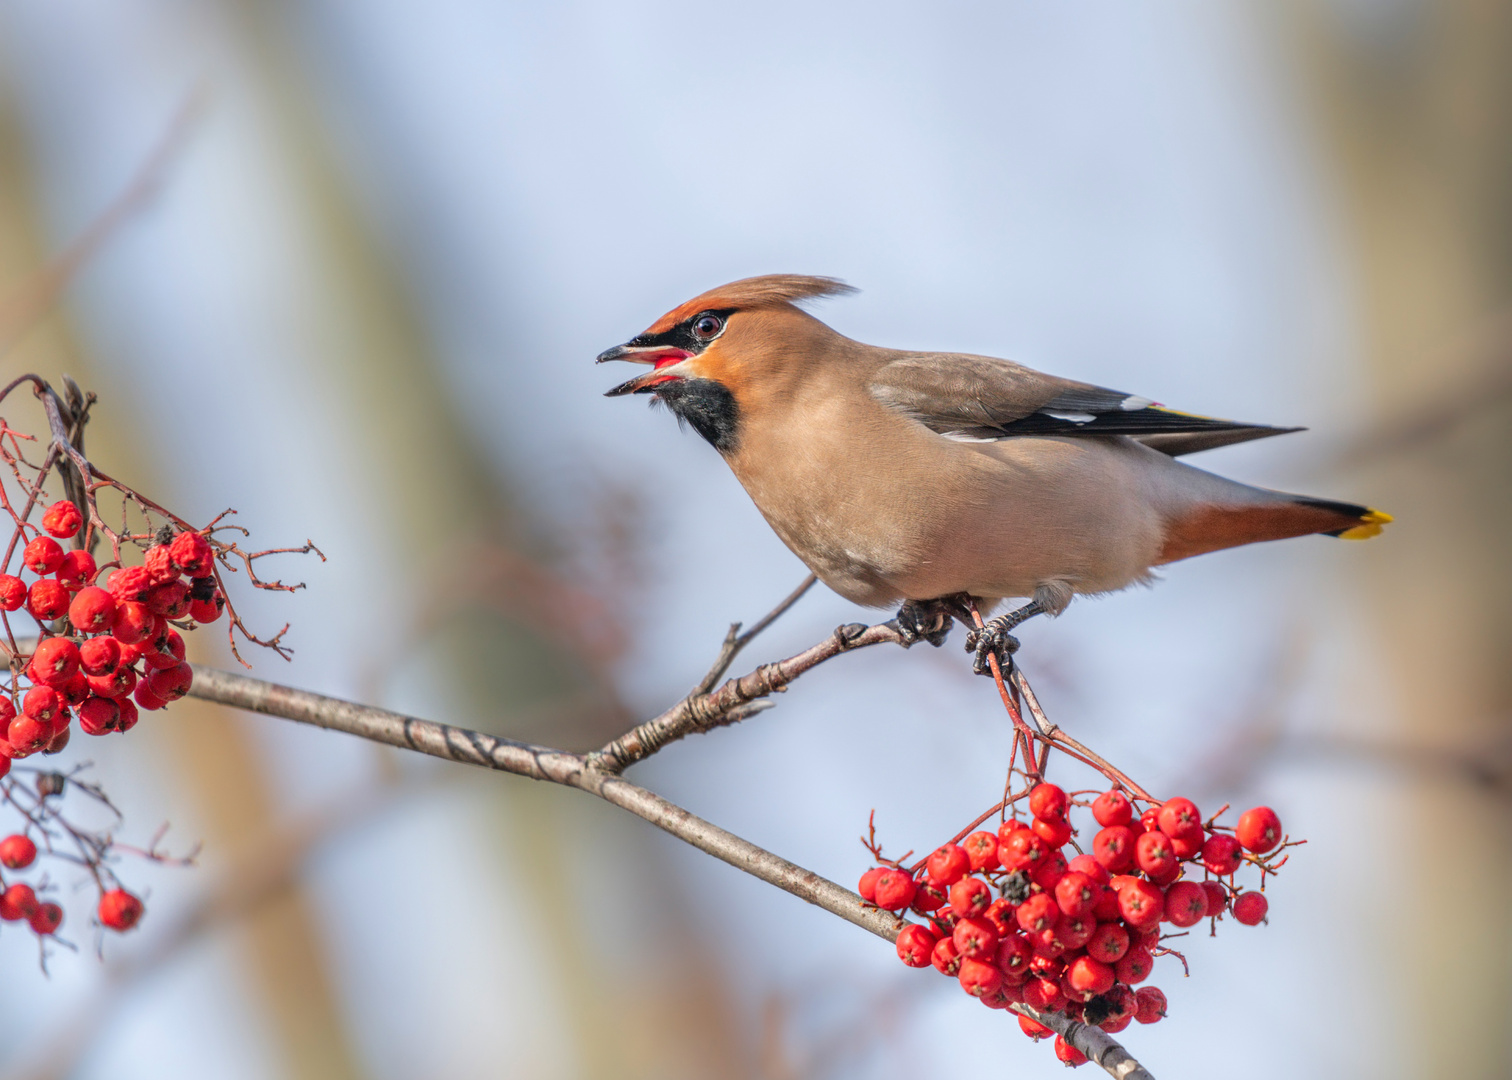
{"left": 653, "top": 378, "right": 741, "bottom": 454}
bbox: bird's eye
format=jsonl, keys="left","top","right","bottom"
{"left": 692, "top": 314, "right": 723, "bottom": 340}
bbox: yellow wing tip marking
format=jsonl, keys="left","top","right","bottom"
{"left": 1338, "top": 508, "right": 1393, "bottom": 540}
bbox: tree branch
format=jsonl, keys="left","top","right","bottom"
{"left": 184, "top": 660, "right": 1153, "bottom": 1078}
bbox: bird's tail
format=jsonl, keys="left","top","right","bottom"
{"left": 1291, "top": 496, "right": 1394, "bottom": 540}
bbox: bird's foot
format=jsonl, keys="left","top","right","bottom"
{"left": 964, "top": 599, "right": 1046, "bottom": 676}
{"left": 889, "top": 598, "right": 957, "bottom": 648}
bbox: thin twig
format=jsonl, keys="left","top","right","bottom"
{"left": 588, "top": 619, "right": 902, "bottom": 774}
{"left": 693, "top": 573, "right": 818, "bottom": 695}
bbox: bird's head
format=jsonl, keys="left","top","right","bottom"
{"left": 598, "top": 274, "right": 854, "bottom": 453}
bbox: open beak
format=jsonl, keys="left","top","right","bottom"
{"left": 598, "top": 342, "right": 692, "bottom": 397}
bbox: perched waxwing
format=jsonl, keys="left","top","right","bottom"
{"left": 598, "top": 275, "right": 1391, "bottom": 669}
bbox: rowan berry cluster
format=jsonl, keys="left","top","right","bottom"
{"left": 860, "top": 784, "right": 1293, "bottom": 1067}
{"left": 0, "top": 374, "right": 317, "bottom": 964}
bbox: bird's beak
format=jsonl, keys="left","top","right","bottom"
{"left": 598, "top": 342, "right": 692, "bottom": 397}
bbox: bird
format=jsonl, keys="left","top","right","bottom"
{"left": 597, "top": 274, "right": 1390, "bottom": 671}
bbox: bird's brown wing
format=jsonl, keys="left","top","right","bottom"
{"left": 867, "top": 352, "right": 1301, "bottom": 456}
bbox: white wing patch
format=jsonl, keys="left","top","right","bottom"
{"left": 942, "top": 429, "right": 1000, "bottom": 443}
{"left": 1119, "top": 395, "right": 1155, "bottom": 411}
{"left": 1043, "top": 410, "right": 1096, "bottom": 424}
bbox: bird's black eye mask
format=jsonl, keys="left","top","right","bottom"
{"left": 620, "top": 308, "right": 734, "bottom": 356}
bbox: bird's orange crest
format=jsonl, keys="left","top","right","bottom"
{"left": 643, "top": 274, "right": 855, "bottom": 334}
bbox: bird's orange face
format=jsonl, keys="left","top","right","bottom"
{"left": 598, "top": 303, "right": 746, "bottom": 453}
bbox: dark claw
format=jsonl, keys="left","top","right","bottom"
{"left": 892, "top": 599, "right": 954, "bottom": 648}
{"left": 965, "top": 622, "right": 1021, "bottom": 675}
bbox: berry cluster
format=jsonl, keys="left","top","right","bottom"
{"left": 860, "top": 785, "right": 1292, "bottom": 1066}
{"left": 0, "top": 829, "right": 142, "bottom": 945}
{"left": 0, "top": 504, "right": 221, "bottom": 762}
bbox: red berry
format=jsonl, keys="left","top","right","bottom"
{"left": 9, "top": 714, "right": 50, "bottom": 756}
{"left": 44, "top": 723, "right": 70, "bottom": 754}
{"left": 952, "top": 916, "right": 999, "bottom": 959}
{"left": 145, "top": 580, "right": 190, "bottom": 619}
{"left": 1028, "top": 782, "right": 1069, "bottom": 823}
{"left": 895, "top": 922, "right": 937, "bottom": 967}
{"left": 142, "top": 629, "right": 186, "bottom": 671}
{"left": 1101, "top": 1012, "right": 1133, "bottom": 1034}
{"left": 68, "top": 587, "right": 116, "bottom": 634}
{"left": 1091, "top": 789, "right": 1132, "bottom": 827}
{"left": 1115, "top": 945, "right": 1153, "bottom": 985}
{"left": 1164, "top": 880, "right": 1209, "bottom": 927}
{"left": 115, "top": 697, "right": 140, "bottom": 733}
{"left": 995, "top": 933, "right": 1033, "bottom": 977}
{"left": 78, "top": 695, "right": 121, "bottom": 736}
{"left": 1021, "top": 977, "right": 1064, "bottom": 1012}
{"left": 87, "top": 664, "right": 137, "bottom": 700}
{"left": 1134, "top": 986, "right": 1167, "bottom": 1024}
{"left": 1201, "top": 833, "right": 1243, "bottom": 876}
{"left": 996, "top": 817, "right": 1028, "bottom": 843}
{"left": 1057, "top": 914, "right": 1096, "bottom": 951}
{"left": 79, "top": 635, "right": 122, "bottom": 677}
{"left": 1090, "top": 883, "right": 1122, "bottom": 922}
{"left": 22, "top": 684, "right": 60, "bottom": 723}
{"left": 1031, "top": 816, "right": 1073, "bottom": 848}
{"left": 0, "top": 834, "right": 37, "bottom": 869}
{"left": 1016, "top": 892, "right": 1059, "bottom": 933}
{"left": 872, "top": 869, "right": 916, "bottom": 911}
{"left": 133, "top": 680, "right": 168, "bottom": 712}
{"left": 23, "top": 536, "right": 64, "bottom": 575}
{"left": 188, "top": 595, "right": 223, "bottom": 623}
{"left": 1232, "top": 891, "right": 1268, "bottom": 925}
{"left": 1134, "top": 830, "right": 1177, "bottom": 878}
{"left": 1201, "top": 880, "right": 1228, "bottom": 917}
{"left": 999, "top": 828, "right": 1048, "bottom": 872}
{"left": 1236, "top": 806, "right": 1283, "bottom": 854}
{"left": 1139, "top": 807, "right": 1161, "bottom": 832}
{"left": 931, "top": 936, "right": 962, "bottom": 976}
{"left": 962, "top": 830, "right": 1000, "bottom": 871}
{"left": 26, "top": 579, "right": 70, "bottom": 621}
{"left": 60, "top": 672, "right": 89, "bottom": 708}
{"left": 107, "top": 566, "right": 154, "bottom": 605}
{"left": 1053, "top": 1034, "right": 1087, "bottom": 1066}
{"left": 1031, "top": 848, "right": 1069, "bottom": 892}
{"left": 168, "top": 530, "right": 215, "bottom": 577}
{"left": 55, "top": 549, "right": 97, "bottom": 591}
{"left": 0, "top": 575, "right": 24, "bottom": 611}
{"left": 142, "top": 545, "right": 179, "bottom": 586}
{"left": 948, "top": 876, "right": 991, "bottom": 919}
{"left": 1118, "top": 878, "right": 1165, "bottom": 929}
{"left": 1086, "top": 922, "right": 1130, "bottom": 964}
{"left": 1066, "top": 954, "right": 1115, "bottom": 997}
{"left": 910, "top": 878, "right": 946, "bottom": 914}
{"left": 0, "top": 882, "right": 38, "bottom": 920}
{"left": 925, "top": 843, "right": 970, "bottom": 886}
{"left": 957, "top": 956, "right": 1002, "bottom": 997}
{"left": 1018, "top": 1013, "right": 1052, "bottom": 1040}
{"left": 1066, "top": 853, "right": 1109, "bottom": 885}
{"left": 41, "top": 501, "right": 82, "bottom": 539}
{"left": 98, "top": 888, "right": 144, "bottom": 931}
{"left": 111, "top": 601, "right": 156, "bottom": 644}
{"left": 28, "top": 901, "right": 62, "bottom": 935}
{"left": 1157, "top": 797, "right": 1203, "bottom": 843}
{"left": 1054, "top": 871, "right": 1097, "bottom": 918}
{"left": 858, "top": 867, "right": 884, "bottom": 902}
{"left": 1092, "top": 825, "right": 1136, "bottom": 872}
{"left": 31, "top": 637, "right": 81, "bottom": 687}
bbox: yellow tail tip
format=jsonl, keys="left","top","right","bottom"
{"left": 1338, "top": 508, "right": 1393, "bottom": 540}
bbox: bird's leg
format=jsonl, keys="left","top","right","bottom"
{"left": 889, "top": 595, "right": 970, "bottom": 647}
{"left": 964, "top": 599, "right": 1046, "bottom": 675}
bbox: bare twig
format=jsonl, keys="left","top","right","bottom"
{"left": 693, "top": 573, "right": 818, "bottom": 695}
{"left": 588, "top": 619, "right": 902, "bottom": 774}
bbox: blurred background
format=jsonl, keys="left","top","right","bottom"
{"left": 0, "top": 1, "right": 1507, "bottom": 1077}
